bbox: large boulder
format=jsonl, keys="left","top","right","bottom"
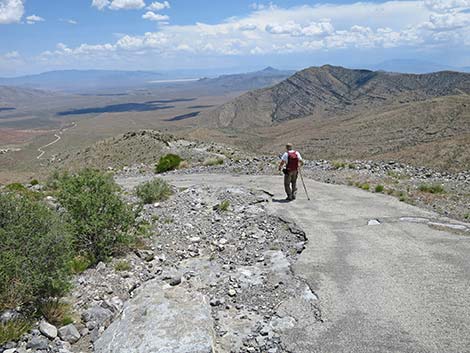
{"left": 94, "top": 280, "right": 214, "bottom": 353}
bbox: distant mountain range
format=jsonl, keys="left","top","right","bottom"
{"left": 365, "top": 59, "right": 470, "bottom": 74}
{"left": 0, "top": 67, "right": 294, "bottom": 93}
{"left": 193, "top": 67, "right": 294, "bottom": 92}
{"left": 0, "top": 70, "right": 164, "bottom": 92}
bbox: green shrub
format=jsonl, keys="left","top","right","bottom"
{"left": 0, "top": 193, "right": 72, "bottom": 310}
{"left": 0, "top": 320, "right": 31, "bottom": 346}
{"left": 203, "top": 157, "right": 224, "bottom": 166}
{"left": 68, "top": 255, "right": 94, "bottom": 274}
{"left": 114, "top": 260, "right": 131, "bottom": 272}
{"left": 135, "top": 178, "right": 173, "bottom": 204}
{"left": 361, "top": 183, "right": 370, "bottom": 191}
{"left": 375, "top": 185, "right": 384, "bottom": 193}
{"left": 418, "top": 184, "right": 445, "bottom": 194}
{"left": 155, "top": 154, "right": 182, "bottom": 173}
{"left": 30, "top": 179, "right": 39, "bottom": 186}
{"left": 39, "top": 300, "right": 74, "bottom": 326}
{"left": 332, "top": 161, "right": 346, "bottom": 169}
{"left": 5, "top": 182, "right": 26, "bottom": 192}
{"left": 218, "top": 200, "right": 230, "bottom": 212}
{"left": 5, "top": 182, "right": 42, "bottom": 200}
{"left": 56, "top": 169, "right": 134, "bottom": 263}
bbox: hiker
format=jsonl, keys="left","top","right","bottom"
{"left": 278, "top": 143, "right": 303, "bottom": 201}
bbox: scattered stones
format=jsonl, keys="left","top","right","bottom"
{"left": 169, "top": 276, "right": 182, "bottom": 286}
{"left": 58, "top": 324, "right": 81, "bottom": 344}
{"left": 39, "top": 320, "right": 58, "bottom": 339}
{"left": 368, "top": 219, "right": 381, "bottom": 226}
{"left": 26, "top": 336, "right": 49, "bottom": 350}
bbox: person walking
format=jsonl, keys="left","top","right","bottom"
{"left": 278, "top": 143, "right": 303, "bottom": 201}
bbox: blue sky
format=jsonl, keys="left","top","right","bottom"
{"left": 0, "top": 0, "right": 469, "bottom": 76}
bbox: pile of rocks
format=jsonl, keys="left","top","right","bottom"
{"left": 94, "top": 184, "right": 319, "bottom": 353}
{"left": 1, "top": 181, "right": 317, "bottom": 353}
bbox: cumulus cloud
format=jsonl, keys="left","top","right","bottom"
{"left": 0, "top": 0, "right": 24, "bottom": 24}
{"left": 26, "top": 14, "right": 45, "bottom": 24}
{"left": 424, "top": 0, "right": 470, "bottom": 13}
{"left": 147, "top": 1, "right": 170, "bottom": 11}
{"left": 92, "top": 0, "right": 145, "bottom": 10}
{"left": 41, "top": 1, "right": 470, "bottom": 66}
{"left": 91, "top": 0, "right": 110, "bottom": 10}
{"left": 142, "top": 11, "right": 169, "bottom": 21}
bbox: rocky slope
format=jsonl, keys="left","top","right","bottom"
{"left": 205, "top": 65, "right": 470, "bottom": 128}
{"left": 51, "top": 130, "right": 245, "bottom": 172}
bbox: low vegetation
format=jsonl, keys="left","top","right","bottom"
{"left": 0, "top": 192, "right": 72, "bottom": 311}
{"left": 135, "top": 178, "right": 173, "bottom": 204}
{"left": 114, "top": 260, "right": 132, "bottom": 272}
{"left": 203, "top": 157, "right": 224, "bottom": 166}
{"left": 56, "top": 169, "right": 135, "bottom": 263}
{"left": 375, "top": 184, "right": 384, "bottom": 193}
{"left": 155, "top": 154, "right": 183, "bottom": 173}
{"left": 0, "top": 168, "right": 141, "bottom": 342}
{"left": 216, "top": 200, "right": 231, "bottom": 212}
{"left": 0, "top": 320, "right": 31, "bottom": 346}
{"left": 39, "top": 300, "right": 74, "bottom": 326}
{"left": 418, "top": 183, "right": 445, "bottom": 194}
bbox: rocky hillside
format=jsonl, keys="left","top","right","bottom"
{"left": 205, "top": 65, "right": 470, "bottom": 128}
{"left": 51, "top": 130, "right": 246, "bottom": 171}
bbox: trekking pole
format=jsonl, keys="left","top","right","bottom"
{"left": 299, "top": 167, "right": 311, "bottom": 201}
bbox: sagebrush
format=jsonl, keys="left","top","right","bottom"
{"left": 56, "top": 169, "right": 134, "bottom": 263}
{"left": 155, "top": 154, "right": 182, "bottom": 173}
{"left": 135, "top": 178, "right": 173, "bottom": 204}
{"left": 0, "top": 193, "right": 72, "bottom": 310}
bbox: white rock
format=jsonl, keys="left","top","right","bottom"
{"left": 39, "top": 320, "right": 58, "bottom": 339}
{"left": 58, "top": 324, "right": 81, "bottom": 344}
{"left": 368, "top": 219, "right": 381, "bottom": 226}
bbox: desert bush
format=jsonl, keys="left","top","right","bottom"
{"left": 30, "top": 179, "right": 39, "bottom": 186}
{"left": 361, "top": 183, "right": 370, "bottom": 191}
{"left": 375, "top": 185, "right": 384, "bottom": 193}
{"left": 39, "top": 300, "right": 73, "bottom": 326}
{"left": 135, "top": 178, "right": 173, "bottom": 204}
{"left": 0, "top": 193, "right": 72, "bottom": 310}
{"left": 0, "top": 319, "right": 31, "bottom": 346}
{"left": 332, "top": 161, "right": 346, "bottom": 169}
{"left": 418, "top": 184, "right": 445, "bottom": 194}
{"left": 68, "top": 255, "right": 94, "bottom": 274}
{"left": 114, "top": 260, "right": 131, "bottom": 272}
{"left": 215, "top": 200, "right": 230, "bottom": 212}
{"left": 155, "top": 154, "right": 182, "bottom": 173}
{"left": 56, "top": 169, "right": 134, "bottom": 263}
{"left": 203, "top": 157, "right": 224, "bottom": 166}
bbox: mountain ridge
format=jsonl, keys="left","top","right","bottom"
{"left": 204, "top": 65, "right": 470, "bottom": 129}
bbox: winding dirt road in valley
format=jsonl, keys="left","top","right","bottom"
{"left": 36, "top": 121, "right": 76, "bottom": 160}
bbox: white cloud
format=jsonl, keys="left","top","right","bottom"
{"left": 142, "top": 11, "right": 169, "bottom": 21}
{"left": 0, "top": 0, "right": 24, "bottom": 24}
{"left": 67, "top": 19, "right": 78, "bottom": 25}
{"left": 92, "top": 0, "right": 110, "bottom": 10}
{"left": 147, "top": 1, "right": 170, "bottom": 11}
{"left": 109, "top": 0, "right": 145, "bottom": 10}
{"left": 4, "top": 50, "right": 20, "bottom": 59}
{"left": 92, "top": 0, "right": 145, "bottom": 10}
{"left": 424, "top": 0, "right": 470, "bottom": 13}
{"left": 26, "top": 14, "right": 45, "bottom": 24}
{"left": 40, "top": 1, "right": 470, "bottom": 66}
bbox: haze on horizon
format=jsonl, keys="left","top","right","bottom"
{"left": 0, "top": 0, "right": 469, "bottom": 76}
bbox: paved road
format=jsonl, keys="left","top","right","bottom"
{"left": 148, "top": 173, "right": 470, "bottom": 353}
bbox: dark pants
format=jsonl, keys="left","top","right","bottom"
{"left": 284, "top": 170, "right": 298, "bottom": 200}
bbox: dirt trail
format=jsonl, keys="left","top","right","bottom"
{"left": 37, "top": 121, "right": 76, "bottom": 159}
